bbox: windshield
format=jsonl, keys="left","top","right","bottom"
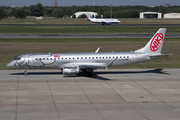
{"left": 14, "top": 57, "right": 21, "bottom": 60}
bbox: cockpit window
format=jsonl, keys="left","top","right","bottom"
{"left": 15, "top": 57, "right": 21, "bottom": 60}
{"left": 14, "top": 57, "right": 21, "bottom": 60}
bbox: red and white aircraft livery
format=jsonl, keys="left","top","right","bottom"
{"left": 7, "top": 28, "right": 168, "bottom": 76}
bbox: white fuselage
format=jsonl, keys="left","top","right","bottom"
{"left": 88, "top": 18, "right": 120, "bottom": 24}
{"left": 6, "top": 52, "right": 151, "bottom": 69}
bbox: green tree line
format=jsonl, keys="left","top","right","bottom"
{"left": 1, "top": 4, "right": 180, "bottom": 19}
{"left": 0, "top": 8, "right": 8, "bottom": 20}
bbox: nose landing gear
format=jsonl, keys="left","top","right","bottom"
{"left": 23, "top": 69, "right": 28, "bottom": 76}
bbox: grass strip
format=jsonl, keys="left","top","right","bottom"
{"left": 1, "top": 26, "right": 180, "bottom": 33}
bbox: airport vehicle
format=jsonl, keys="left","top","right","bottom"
{"left": 6, "top": 28, "right": 168, "bottom": 76}
{"left": 86, "top": 13, "right": 120, "bottom": 25}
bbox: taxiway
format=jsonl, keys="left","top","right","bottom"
{"left": 1, "top": 33, "right": 180, "bottom": 38}
{"left": 1, "top": 24, "right": 180, "bottom": 27}
{"left": 0, "top": 69, "right": 180, "bottom": 120}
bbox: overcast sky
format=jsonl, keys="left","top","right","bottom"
{"left": 1, "top": 0, "right": 179, "bottom": 7}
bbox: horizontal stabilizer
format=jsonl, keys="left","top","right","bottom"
{"left": 149, "top": 53, "right": 171, "bottom": 59}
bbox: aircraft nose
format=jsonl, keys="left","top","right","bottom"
{"left": 6, "top": 61, "right": 15, "bottom": 68}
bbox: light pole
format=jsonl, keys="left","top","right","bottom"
{"left": 110, "top": 4, "right": 112, "bottom": 18}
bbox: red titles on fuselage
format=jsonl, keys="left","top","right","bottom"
{"left": 54, "top": 55, "right": 60, "bottom": 58}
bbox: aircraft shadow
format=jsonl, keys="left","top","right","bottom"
{"left": 94, "top": 68, "right": 170, "bottom": 75}
{"left": 91, "top": 68, "right": 170, "bottom": 80}
{"left": 9, "top": 71, "right": 111, "bottom": 80}
{"left": 9, "top": 69, "right": 169, "bottom": 81}
{"left": 9, "top": 72, "right": 62, "bottom": 75}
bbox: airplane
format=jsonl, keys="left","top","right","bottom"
{"left": 6, "top": 28, "right": 168, "bottom": 77}
{"left": 86, "top": 13, "right": 120, "bottom": 25}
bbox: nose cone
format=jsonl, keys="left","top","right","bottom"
{"left": 6, "top": 60, "right": 15, "bottom": 68}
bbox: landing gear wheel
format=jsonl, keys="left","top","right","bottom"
{"left": 83, "top": 69, "right": 93, "bottom": 77}
{"left": 86, "top": 72, "right": 92, "bottom": 77}
{"left": 24, "top": 69, "right": 28, "bottom": 76}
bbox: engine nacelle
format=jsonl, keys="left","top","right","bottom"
{"left": 63, "top": 66, "right": 79, "bottom": 76}
{"left": 106, "top": 22, "right": 111, "bottom": 25}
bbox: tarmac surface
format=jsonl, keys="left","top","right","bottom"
{"left": 0, "top": 68, "right": 180, "bottom": 120}
{"left": 1, "top": 33, "right": 180, "bottom": 38}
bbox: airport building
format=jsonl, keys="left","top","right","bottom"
{"left": 72, "top": 12, "right": 98, "bottom": 18}
{"left": 164, "top": 13, "right": 180, "bottom": 18}
{"left": 140, "top": 12, "right": 162, "bottom": 19}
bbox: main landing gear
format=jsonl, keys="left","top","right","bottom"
{"left": 84, "top": 69, "right": 93, "bottom": 77}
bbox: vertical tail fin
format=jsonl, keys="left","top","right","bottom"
{"left": 135, "top": 28, "right": 166, "bottom": 53}
{"left": 86, "top": 13, "right": 93, "bottom": 20}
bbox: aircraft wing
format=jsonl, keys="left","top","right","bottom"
{"left": 59, "top": 62, "right": 108, "bottom": 69}
{"left": 102, "top": 21, "right": 111, "bottom": 25}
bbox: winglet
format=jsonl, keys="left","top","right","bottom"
{"left": 95, "top": 47, "right": 100, "bottom": 53}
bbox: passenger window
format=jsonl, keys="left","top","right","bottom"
{"left": 124, "top": 56, "right": 125, "bottom": 58}
{"left": 92, "top": 57, "right": 94, "bottom": 59}
{"left": 89, "top": 57, "right": 91, "bottom": 59}
{"left": 77, "top": 57, "right": 79, "bottom": 59}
